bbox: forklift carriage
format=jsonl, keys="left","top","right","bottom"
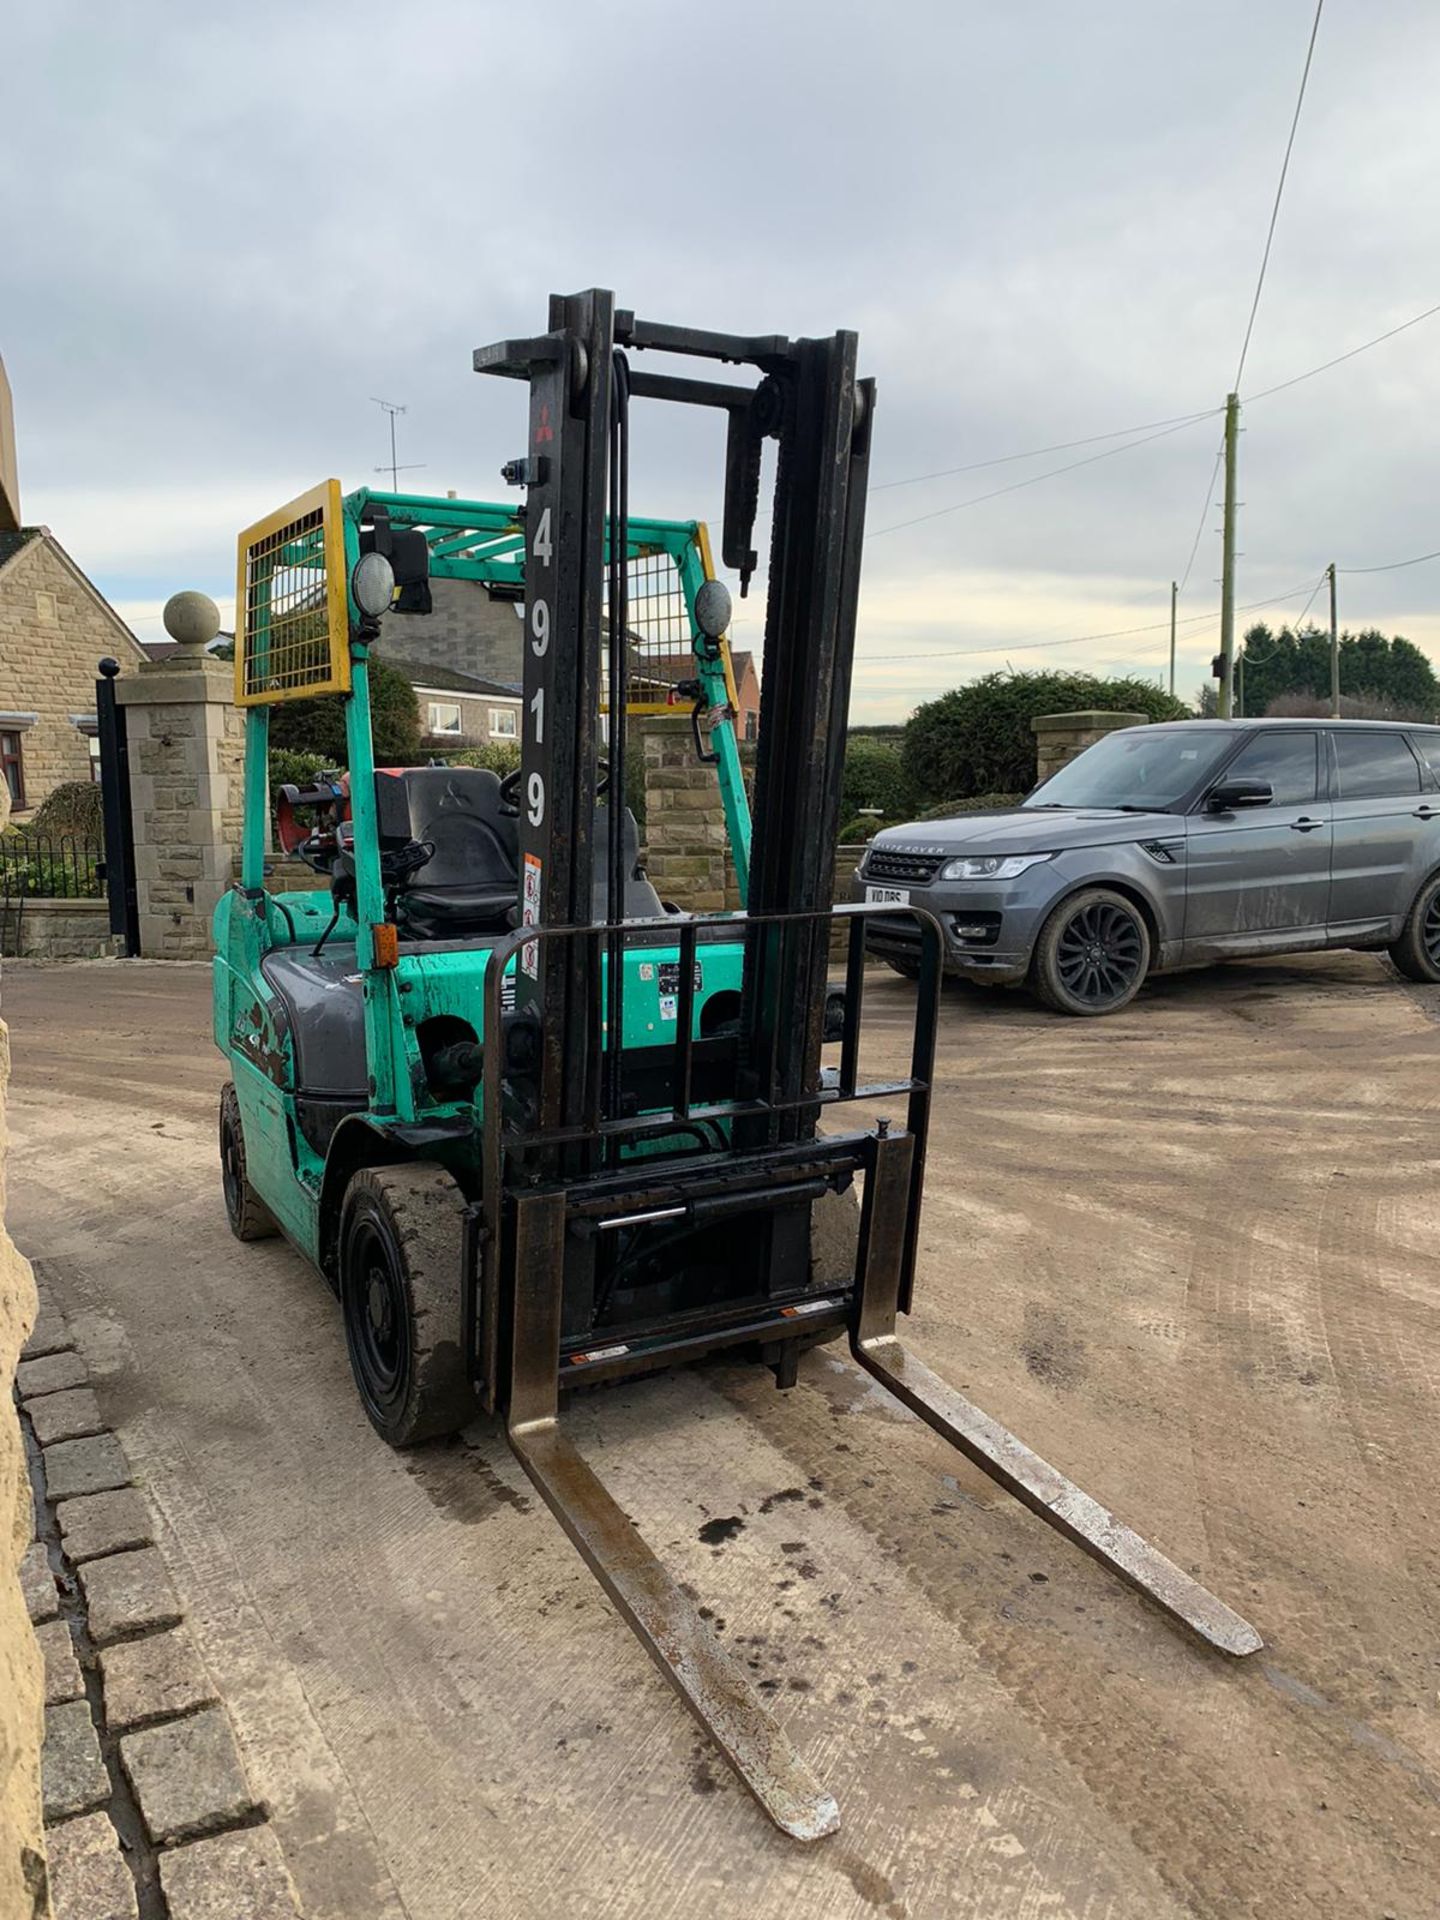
{"left": 214, "top": 292, "right": 1260, "bottom": 1843}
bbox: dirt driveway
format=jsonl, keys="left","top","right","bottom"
{"left": 5, "top": 954, "right": 1438, "bottom": 1919}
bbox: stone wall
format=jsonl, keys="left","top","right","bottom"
{"left": 117, "top": 659, "right": 246, "bottom": 960}
{"left": 0, "top": 534, "right": 146, "bottom": 818}
{"left": 1, "top": 900, "right": 117, "bottom": 962}
{"left": 0, "top": 768, "right": 50, "bottom": 1917}
{"left": 1031, "top": 709, "right": 1148, "bottom": 780}
{"left": 641, "top": 716, "right": 729, "bottom": 913}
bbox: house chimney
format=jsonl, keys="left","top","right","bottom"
{"left": 0, "top": 353, "right": 19, "bottom": 534}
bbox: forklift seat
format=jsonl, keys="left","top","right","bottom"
{"left": 376, "top": 766, "right": 519, "bottom": 941}
{"left": 592, "top": 804, "right": 665, "bottom": 921}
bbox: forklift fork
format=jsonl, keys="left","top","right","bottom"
{"left": 503, "top": 1191, "right": 841, "bottom": 1842}
{"left": 853, "top": 1128, "right": 1263, "bottom": 1658}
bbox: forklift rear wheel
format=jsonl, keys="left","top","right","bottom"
{"left": 219, "top": 1083, "right": 278, "bottom": 1242}
{"left": 339, "top": 1162, "right": 478, "bottom": 1448}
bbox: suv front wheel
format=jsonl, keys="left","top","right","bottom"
{"left": 1031, "top": 888, "right": 1151, "bottom": 1016}
{"left": 1388, "top": 870, "right": 1440, "bottom": 983}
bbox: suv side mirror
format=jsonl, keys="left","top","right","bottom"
{"left": 1206, "top": 779, "right": 1273, "bottom": 812}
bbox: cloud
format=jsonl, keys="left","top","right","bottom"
{"left": 4, "top": 1, "right": 1440, "bottom": 718}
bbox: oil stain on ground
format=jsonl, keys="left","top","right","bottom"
{"left": 405, "top": 1436, "right": 533, "bottom": 1523}
{"left": 698, "top": 1514, "right": 745, "bottom": 1547}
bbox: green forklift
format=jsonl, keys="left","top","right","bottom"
{"left": 214, "top": 290, "right": 1261, "bottom": 1842}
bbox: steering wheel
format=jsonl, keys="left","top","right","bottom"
{"left": 499, "top": 758, "right": 611, "bottom": 816}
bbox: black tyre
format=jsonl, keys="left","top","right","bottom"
{"left": 1388, "top": 871, "right": 1440, "bottom": 982}
{"left": 1031, "top": 887, "right": 1151, "bottom": 1017}
{"left": 339, "top": 1162, "right": 478, "bottom": 1448}
{"left": 884, "top": 958, "right": 920, "bottom": 980}
{"left": 219, "top": 1082, "right": 278, "bottom": 1241}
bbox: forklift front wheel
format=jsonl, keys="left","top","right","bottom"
{"left": 219, "top": 1083, "right": 278, "bottom": 1242}
{"left": 338, "top": 1162, "right": 478, "bottom": 1448}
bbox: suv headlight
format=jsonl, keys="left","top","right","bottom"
{"left": 939, "top": 852, "right": 1054, "bottom": 882}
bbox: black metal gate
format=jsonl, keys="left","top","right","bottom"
{"left": 95, "top": 657, "right": 140, "bottom": 956}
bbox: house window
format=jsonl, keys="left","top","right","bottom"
{"left": 89, "top": 736, "right": 103, "bottom": 783}
{"left": 489, "top": 708, "right": 517, "bottom": 738}
{"left": 1, "top": 731, "right": 25, "bottom": 808}
{"left": 428, "top": 702, "right": 463, "bottom": 736}
{"left": 744, "top": 712, "right": 757, "bottom": 743}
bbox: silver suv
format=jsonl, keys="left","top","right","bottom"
{"left": 856, "top": 718, "right": 1440, "bottom": 1015}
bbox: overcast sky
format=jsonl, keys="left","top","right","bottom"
{"left": 3, "top": 1, "right": 1437, "bottom": 720}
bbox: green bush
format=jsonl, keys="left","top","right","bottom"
{"left": 30, "top": 780, "right": 104, "bottom": 838}
{"left": 268, "top": 748, "right": 331, "bottom": 793}
{"left": 268, "top": 658, "right": 422, "bottom": 767}
{"left": 904, "top": 672, "right": 1187, "bottom": 802}
{"left": 841, "top": 737, "right": 913, "bottom": 820}
{"left": 449, "top": 741, "right": 522, "bottom": 778}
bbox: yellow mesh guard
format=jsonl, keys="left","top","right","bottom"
{"left": 235, "top": 480, "right": 350, "bottom": 706}
{"left": 696, "top": 520, "right": 741, "bottom": 714}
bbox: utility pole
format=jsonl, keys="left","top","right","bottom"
{"left": 1169, "top": 580, "right": 1177, "bottom": 697}
{"left": 1328, "top": 562, "right": 1339, "bottom": 716}
{"left": 1218, "top": 392, "right": 1240, "bottom": 718}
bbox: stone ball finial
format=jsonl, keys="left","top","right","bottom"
{"left": 163, "top": 590, "right": 221, "bottom": 653}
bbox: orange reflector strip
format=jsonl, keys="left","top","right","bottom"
{"left": 372, "top": 923, "right": 399, "bottom": 969}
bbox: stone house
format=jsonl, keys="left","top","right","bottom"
{"left": 639, "top": 646, "right": 761, "bottom": 739}
{"left": 410, "top": 663, "right": 522, "bottom": 752}
{"left": 375, "top": 576, "right": 525, "bottom": 686}
{"left": 0, "top": 527, "right": 147, "bottom": 816}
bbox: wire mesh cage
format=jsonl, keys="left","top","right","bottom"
{"left": 235, "top": 480, "right": 350, "bottom": 706}
{"left": 602, "top": 544, "right": 695, "bottom": 715}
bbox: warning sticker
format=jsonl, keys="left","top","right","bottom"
{"left": 567, "top": 1343, "right": 630, "bottom": 1367}
{"left": 658, "top": 994, "right": 678, "bottom": 1022}
{"left": 521, "top": 853, "right": 542, "bottom": 978}
{"left": 658, "top": 960, "right": 703, "bottom": 996}
{"left": 781, "top": 1297, "right": 839, "bottom": 1318}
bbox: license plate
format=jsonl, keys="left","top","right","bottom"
{"left": 865, "top": 885, "right": 910, "bottom": 906}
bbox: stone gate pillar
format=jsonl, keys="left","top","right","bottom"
{"left": 640, "top": 714, "right": 730, "bottom": 913}
{"left": 115, "top": 594, "right": 245, "bottom": 960}
{"left": 1031, "top": 709, "right": 1148, "bottom": 782}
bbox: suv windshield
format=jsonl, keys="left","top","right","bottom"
{"left": 1023, "top": 728, "right": 1234, "bottom": 812}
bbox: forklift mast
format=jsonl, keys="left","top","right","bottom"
{"left": 474, "top": 293, "right": 871, "bottom": 1157}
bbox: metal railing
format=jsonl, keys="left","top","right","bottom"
{"left": 0, "top": 831, "right": 106, "bottom": 901}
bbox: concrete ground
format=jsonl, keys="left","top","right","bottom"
{"left": 4, "top": 953, "right": 1439, "bottom": 1920}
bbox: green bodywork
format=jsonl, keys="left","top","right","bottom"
{"left": 214, "top": 487, "right": 751, "bottom": 1269}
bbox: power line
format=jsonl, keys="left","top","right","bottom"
{"left": 854, "top": 579, "right": 1322, "bottom": 665}
{"left": 858, "top": 286, "right": 1435, "bottom": 537}
{"left": 1170, "top": 2, "right": 1322, "bottom": 616}
{"left": 868, "top": 407, "right": 1220, "bottom": 492}
{"left": 1337, "top": 547, "right": 1440, "bottom": 576}
{"left": 1176, "top": 439, "right": 1226, "bottom": 597}
{"left": 1287, "top": 574, "right": 1328, "bottom": 626}
{"left": 1233, "top": 0, "right": 1325, "bottom": 391}
{"left": 866, "top": 412, "right": 1212, "bottom": 540}
{"left": 1245, "top": 299, "right": 1440, "bottom": 404}
{"left": 866, "top": 296, "right": 1440, "bottom": 503}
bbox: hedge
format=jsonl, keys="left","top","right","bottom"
{"left": 903, "top": 671, "right": 1187, "bottom": 802}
